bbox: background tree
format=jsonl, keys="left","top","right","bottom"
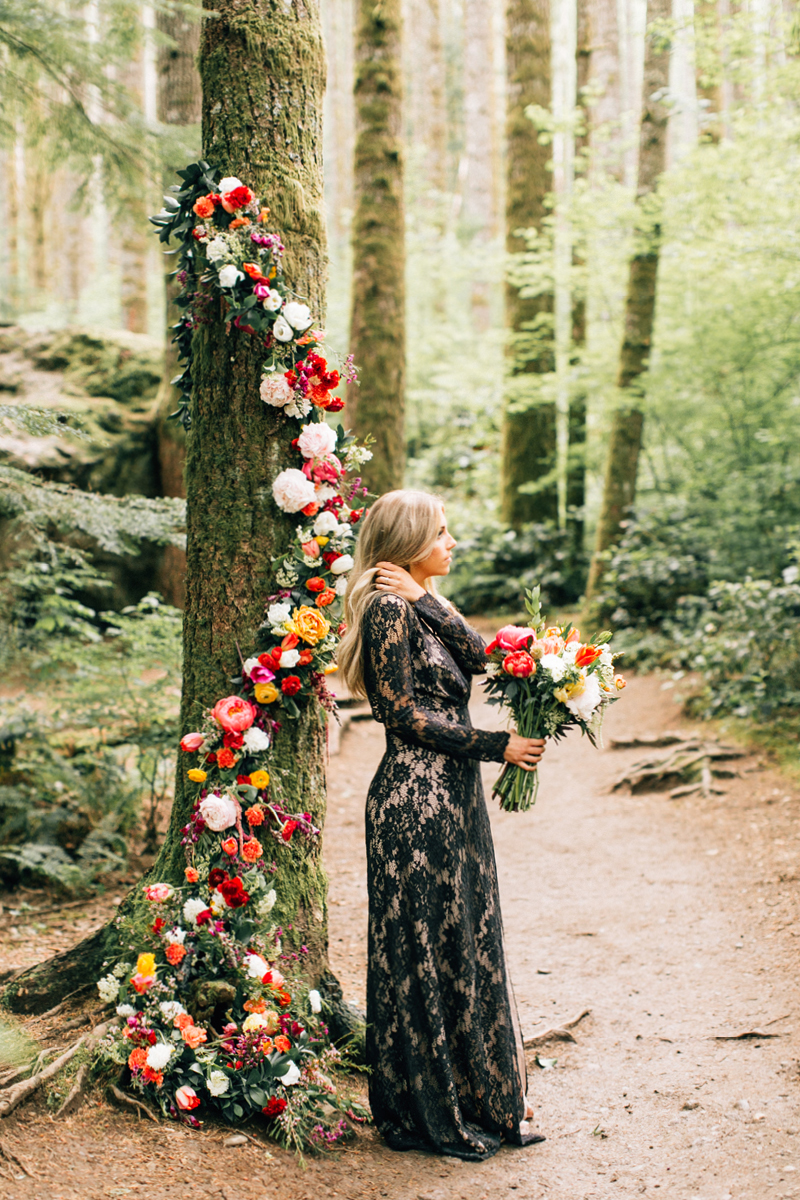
{"left": 346, "top": 0, "right": 406, "bottom": 496}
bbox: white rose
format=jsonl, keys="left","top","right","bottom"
{"left": 245, "top": 953, "right": 270, "bottom": 979}
{"left": 218, "top": 264, "right": 244, "bottom": 289}
{"left": 297, "top": 422, "right": 337, "bottom": 461}
{"left": 272, "top": 315, "right": 294, "bottom": 342}
{"left": 308, "top": 989, "right": 322, "bottom": 1014}
{"left": 205, "top": 238, "right": 229, "bottom": 263}
{"left": 334, "top": 576, "right": 348, "bottom": 596}
{"left": 146, "top": 1042, "right": 173, "bottom": 1071}
{"left": 218, "top": 175, "right": 244, "bottom": 193}
{"left": 160, "top": 1000, "right": 186, "bottom": 1021}
{"left": 242, "top": 725, "right": 271, "bottom": 753}
{"left": 312, "top": 510, "right": 339, "bottom": 537}
{"left": 330, "top": 554, "right": 354, "bottom": 575}
{"left": 260, "top": 374, "right": 294, "bottom": 407}
{"left": 262, "top": 289, "right": 283, "bottom": 312}
{"left": 199, "top": 791, "right": 239, "bottom": 832}
{"left": 272, "top": 468, "right": 317, "bottom": 513}
{"left": 539, "top": 653, "right": 566, "bottom": 682}
{"left": 279, "top": 1061, "right": 301, "bottom": 1086}
{"left": 565, "top": 672, "right": 603, "bottom": 722}
{"left": 267, "top": 602, "right": 292, "bottom": 627}
{"left": 207, "top": 1070, "right": 230, "bottom": 1097}
{"left": 116, "top": 1004, "right": 136, "bottom": 1018}
{"left": 279, "top": 648, "right": 300, "bottom": 668}
{"left": 183, "top": 897, "right": 208, "bottom": 927}
{"left": 282, "top": 301, "right": 313, "bottom": 331}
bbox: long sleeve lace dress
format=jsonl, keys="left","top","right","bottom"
{"left": 362, "top": 590, "right": 535, "bottom": 1161}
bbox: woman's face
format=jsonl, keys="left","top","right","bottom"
{"left": 412, "top": 506, "right": 457, "bottom": 578}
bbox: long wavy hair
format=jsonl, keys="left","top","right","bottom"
{"left": 338, "top": 489, "right": 446, "bottom": 699}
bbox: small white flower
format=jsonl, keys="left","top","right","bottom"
{"left": 280, "top": 1061, "right": 301, "bottom": 1086}
{"left": 282, "top": 301, "right": 313, "bottom": 331}
{"left": 113, "top": 961, "right": 132, "bottom": 979}
{"left": 262, "top": 289, "right": 283, "bottom": 312}
{"left": 242, "top": 725, "right": 271, "bottom": 753}
{"left": 285, "top": 392, "right": 313, "bottom": 419}
{"left": 272, "top": 315, "right": 294, "bottom": 342}
{"left": 267, "top": 602, "right": 292, "bottom": 627}
{"left": 244, "top": 953, "right": 270, "bottom": 979}
{"left": 279, "top": 648, "right": 300, "bottom": 668}
{"left": 116, "top": 1004, "right": 136, "bottom": 1018}
{"left": 330, "top": 554, "right": 354, "bottom": 575}
{"left": 183, "top": 897, "right": 208, "bottom": 927}
{"left": 783, "top": 565, "right": 799, "bottom": 584}
{"left": 256, "top": 888, "right": 277, "bottom": 918}
{"left": 275, "top": 565, "right": 299, "bottom": 587}
{"left": 308, "top": 989, "right": 322, "bottom": 1014}
{"left": 205, "top": 237, "right": 229, "bottom": 263}
{"left": 159, "top": 1000, "right": 186, "bottom": 1021}
{"left": 334, "top": 576, "right": 348, "bottom": 596}
{"left": 218, "top": 264, "right": 244, "bottom": 289}
{"left": 486, "top": 663, "right": 500, "bottom": 677}
{"left": 165, "top": 927, "right": 186, "bottom": 946}
{"left": 539, "top": 653, "right": 566, "bottom": 682}
{"left": 207, "top": 1070, "right": 230, "bottom": 1097}
{"left": 97, "top": 975, "right": 119, "bottom": 1003}
{"left": 313, "top": 510, "right": 339, "bottom": 537}
{"left": 599, "top": 647, "right": 613, "bottom": 668}
{"left": 146, "top": 1042, "right": 173, "bottom": 1071}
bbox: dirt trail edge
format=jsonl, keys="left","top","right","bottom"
{"left": 0, "top": 674, "right": 798, "bottom": 1200}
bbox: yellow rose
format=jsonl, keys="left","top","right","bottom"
{"left": 136, "top": 953, "right": 156, "bottom": 978}
{"left": 187, "top": 768, "right": 207, "bottom": 783}
{"left": 315, "top": 536, "right": 330, "bottom": 546}
{"left": 254, "top": 682, "right": 279, "bottom": 704}
{"left": 292, "top": 605, "right": 331, "bottom": 646}
{"left": 249, "top": 769, "right": 270, "bottom": 788}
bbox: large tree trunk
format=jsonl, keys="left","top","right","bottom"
{"left": 501, "top": 0, "right": 556, "bottom": 528}
{"left": 346, "top": 0, "right": 406, "bottom": 497}
{"left": 3, "top": 0, "right": 330, "bottom": 1015}
{"left": 584, "top": 0, "right": 670, "bottom": 603}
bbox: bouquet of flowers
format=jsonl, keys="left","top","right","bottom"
{"left": 484, "top": 589, "right": 625, "bottom": 812}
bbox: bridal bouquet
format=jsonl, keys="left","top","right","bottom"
{"left": 484, "top": 589, "right": 625, "bottom": 812}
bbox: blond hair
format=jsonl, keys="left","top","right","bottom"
{"left": 338, "top": 490, "right": 445, "bottom": 698}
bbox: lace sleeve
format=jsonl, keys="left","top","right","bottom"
{"left": 413, "top": 593, "right": 489, "bottom": 675}
{"left": 363, "top": 594, "right": 509, "bottom": 763}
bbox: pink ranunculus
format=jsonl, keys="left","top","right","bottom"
{"left": 175, "top": 1085, "right": 201, "bottom": 1111}
{"left": 297, "top": 422, "right": 338, "bottom": 461}
{"left": 144, "top": 883, "right": 174, "bottom": 903}
{"left": 212, "top": 695, "right": 256, "bottom": 733}
{"left": 311, "top": 458, "right": 341, "bottom": 485}
{"left": 301, "top": 540, "right": 320, "bottom": 559}
{"left": 485, "top": 625, "right": 535, "bottom": 655}
{"left": 180, "top": 732, "right": 205, "bottom": 752}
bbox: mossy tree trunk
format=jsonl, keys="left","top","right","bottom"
{"left": 502, "top": 0, "right": 556, "bottom": 528}
{"left": 346, "top": 0, "right": 405, "bottom": 497}
{"left": 584, "top": 0, "right": 670, "bottom": 604}
{"left": 3, "top": 0, "right": 330, "bottom": 1015}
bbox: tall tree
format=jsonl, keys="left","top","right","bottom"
{"left": 502, "top": 0, "right": 556, "bottom": 528}
{"left": 347, "top": 0, "right": 405, "bottom": 496}
{"left": 584, "top": 0, "right": 671, "bottom": 603}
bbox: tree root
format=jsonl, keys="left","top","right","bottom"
{"left": 55, "top": 1062, "right": 91, "bottom": 1118}
{"left": 0, "top": 1139, "right": 35, "bottom": 1177}
{"left": 523, "top": 1008, "right": 592, "bottom": 1049}
{"left": 0, "top": 1018, "right": 115, "bottom": 1119}
{"left": 107, "top": 1084, "right": 159, "bottom": 1123}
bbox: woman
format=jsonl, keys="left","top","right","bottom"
{"left": 338, "top": 490, "right": 546, "bottom": 1161}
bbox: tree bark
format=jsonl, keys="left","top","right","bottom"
{"left": 346, "top": 0, "right": 406, "bottom": 497}
{"left": 501, "top": 0, "right": 556, "bottom": 528}
{"left": 584, "top": 0, "right": 670, "bottom": 602}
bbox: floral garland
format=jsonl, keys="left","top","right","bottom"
{"left": 151, "top": 161, "right": 357, "bottom": 430}
{"left": 94, "top": 169, "right": 373, "bottom": 1152}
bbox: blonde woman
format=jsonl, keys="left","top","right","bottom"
{"left": 339, "top": 489, "right": 546, "bottom": 1161}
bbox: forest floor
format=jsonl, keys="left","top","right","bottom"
{"left": 0, "top": 670, "right": 798, "bottom": 1199}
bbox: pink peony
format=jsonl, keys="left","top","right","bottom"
{"left": 180, "top": 732, "right": 204, "bottom": 752}
{"left": 212, "top": 695, "right": 256, "bottom": 733}
{"left": 144, "top": 883, "right": 173, "bottom": 903}
{"left": 175, "top": 1085, "right": 201, "bottom": 1111}
{"left": 272, "top": 467, "right": 317, "bottom": 513}
{"left": 485, "top": 625, "right": 535, "bottom": 655}
{"left": 199, "top": 791, "right": 239, "bottom": 832}
{"left": 297, "top": 422, "right": 337, "bottom": 461}
{"left": 260, "top": 374, "right": 295, "bottom": 408}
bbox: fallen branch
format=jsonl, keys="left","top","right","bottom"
{"left": 713, "top": 1029, "right": 783, "bottom": 1040}
{"left": 523, "top": 1008, "right": 591, "bottom": 1049}
{"left": 107, "top": 1084, "right": 159, "bottom": 1123}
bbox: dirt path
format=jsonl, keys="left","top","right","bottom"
{"left": 0, "top": 674, "right": 798, "bottom": 1199}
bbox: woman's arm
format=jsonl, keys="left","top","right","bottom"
{"left": 412, "top": 592, "right": 489, "bottom": 675}
{"left": 363, "top": 594, "right": 509, "bottom": 762}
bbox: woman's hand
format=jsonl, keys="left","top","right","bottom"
{"left": 504, "top": 732, "right": 546, "bottom": 772}
{"left": 375, "top": 561, "right": 426, "bottom": 603}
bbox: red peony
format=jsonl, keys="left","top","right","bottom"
{"left": 502, "top": 651, "right": 536, "bottom": 678}
{"left": 195, "top": 908, "right": 214, "bottom": 926}
{"left": 220, "top": 877, "right": 250, "bottom": 908}
{"left": 208, "top": 867, "right": 229, "bottom": 889}
{"left": 486, "top": 624, "right": 536, "bottom": 655}
{"left": 281, "top": 676, "right": 302, "bottom": 696}
{"left": 263, "top": 1096, "right": 287, "bottom": 1118}
{"left": 223, "top": 731, "right": 244, "bottom": 749}
{"left": 326, "top": 397, "right": 345, "bottom": 413}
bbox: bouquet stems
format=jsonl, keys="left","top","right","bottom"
{"left": 492, "top": 709, "right": 544, "bottom": 813}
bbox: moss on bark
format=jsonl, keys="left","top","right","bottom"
{"left": 346, "top": 0, "right": 405, "bottom": 497}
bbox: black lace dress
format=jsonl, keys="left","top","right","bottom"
{"left": 362, "top": 591, "right": 532, "bottom": 1161}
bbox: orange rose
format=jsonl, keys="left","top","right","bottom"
{"left": 230, "top": 217, "right": 250, "bottom": 229}
{"left": 174, "top": 1012, "right": 194, "bottom": 1031}
{"left": 165, "top": 943, "right": 187, "bottom": 965}
{"left": 181, "top": 1024, "right": 207, "bottom": 1049}
{"left": 242, "top": 837, "right": 263, "bottom": 862}
{"left": 292, "top": 606, "right": 331, "bottom": 646}
{"left": 185, "top": 866, "right": 199, "bottom": 883}
{"left": 244, "top": 997, "right": 267, "bottom": 1014}
{"left": 274, "top": 1034, "right": 291, "bottom": 1053}
{"left": 192, "top": 194, "right": 216, "bottom": 218}
{"left": 316, "top": 589, "right": 336, "bottom": 607}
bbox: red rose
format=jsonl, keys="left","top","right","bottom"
{"left": 297, "top": 649, "right": 314, "bottom": 665}
{"left": 326, "top": 397, "right": 345, "bottom": 412}
{"left": 263, "top": 1096, "right": 288, "bottom": 1118}
{"left": 281, "top": 676, "right": 301, "bottom": 696}
{"left": 306, "top": 577, "right": 326, "bottom": 593}
{"left": 322, "top": 551, "right": 338, "bottom": 567}
{"left": 349, "top": 508, "right": 365, "bottom": 524}
{"left": 574, "top": 644, "right": 602, "bottom": 668}
{"left": 205, "top": 752, "right": 217, "bottom": 764}
{"left": 223, "top": 731, "right": 244, "bottom": 749}
{"left": 502, "top": 651, "right": 536, "bottom": 678}
{"left": 316, "top": 589, "right": 336, "bottom": 607}
{"left": 223, "top": 185, "right": 254, "bottom": 211}
{"left": 208, "top": 868, "right": 229, "bottom": 889}
{"left": 217, "top": 747, "right": 237, "bottom": 769}
{"left": 236, "top": 774, "right": 251, "bottom": 785}
{"left": 196, "top": 908, "right": 213, "bottom": 925}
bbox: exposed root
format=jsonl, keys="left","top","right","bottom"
{"left": 612, "top": 739, "right": 746, "bottom": 794}
{"left": 107, "top": 1084, "right": 159, "bottom": 1123}
{"left": 0, "top": 1041, "right": 83, "bottom": 1117}
{"left": 0, "top": 1139, "right": 34, "bottom": 1177}
{"left": 55, "top": 1062, "right": 91, "bottom": 1118}
{"left": 524, "top": 1008, "right": 592, "bottom": 1049}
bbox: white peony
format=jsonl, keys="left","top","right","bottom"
{"left": 199, "top": 791, "right": 239, "bottom": 832}
{"left": 262, "top": 289, "right": 283, "bottom": 312}
{"left": 272, "top": 468, "right": 317, "bottom": 513}
{"left": 308, "top": 989, "right": 322, "bottom": 1014}
{"left": 279, "top": 648, "right": 300, "bottom": 669}
{"left": 97, "top": 975, "right": 119, "bottom": 1003}
{"left": 297, "top": 422, "right": 337, "bottom": 462}
{"left": 183, "top": 897, "right": 208, "bottom": 927}
{"left": 538, "top": 653, "right": 567, "bottom": 682}
{"left": 565, "top": 672, "right": 603, "bottom": 722}
{"left": 260, "top": 374, "right": 294, "bottom": 408}
{"left": 218, "top": 264, "right": 244, "bottom": 289}
{"left": 205, "top": 238, "right": 229, "bottom": 263}
{"left": 116, "top": 1004, "right": 136, "bottom": 1018}
{"left": 272, "top": 315, "right": 294, "bottom": 342}
{"left": 242, "top": 725, "right": 271, "bottom": 754}
{"left": 146, "top": 1042, "right": 173, "bottom": 1071}
{"left": 279, "top": 1061, "right": 301, "bottom": 1086}
{"left": 160, "top": 1000, "right": 186, "bottom": 1021}
{"left": 244, "top": 953, "right": 270, "bottom": 979}
{"left": 330, "top": 554, "right": 354, "bottom": 575}
{"left": 334, "top": 576, "right": 348, "bottom": 596}
{"left": 207, "top": 1070, "right": 230, "bottom": 1097}
{"left": 218, "top": 175, "right": 243, "bottom": 193}
{"left": 282, "top": 301, "right": 313, "bottom": 331}
{"left": 267, "top": 602, "right": 292, "bottom": 627}
{"left": 312, "top": 509, "right": 339, "bottom": 537}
